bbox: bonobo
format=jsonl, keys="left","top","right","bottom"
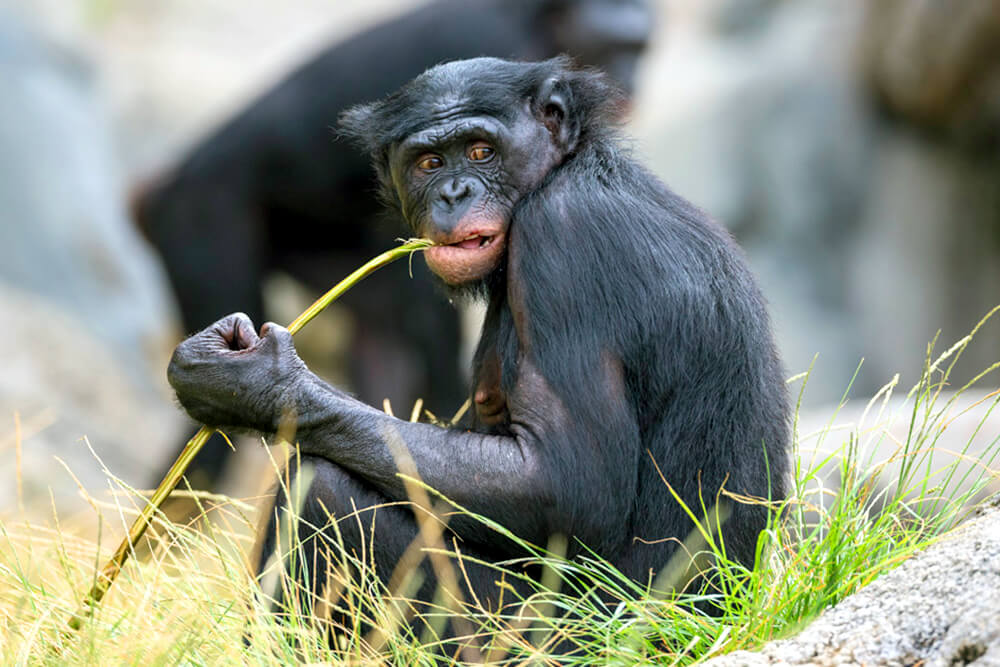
{"left": 168, "top": 58, "right": 790, "bottom": 623}
{"left": 139, "top": 0, "right": 653, "bottom": 491}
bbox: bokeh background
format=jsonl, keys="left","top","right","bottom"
{"left": 2, "top": 0, "right": 998, "bottom": 513}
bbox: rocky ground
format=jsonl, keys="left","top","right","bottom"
{"left": 705, "top": 500, "right": 1000, "bottom": 666}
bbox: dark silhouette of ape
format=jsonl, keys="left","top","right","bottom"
{"left": 167, "top": 58, "right": 790, "bottom": 642}
{"left": 137, "top": 0, "right": 653, "bottom": 489}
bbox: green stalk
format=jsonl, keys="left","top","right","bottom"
{"left": 68, "top": 238, "right": 432, "bottom": 631}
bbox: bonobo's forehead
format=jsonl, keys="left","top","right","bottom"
{"left": 397, "top": 113, "right": 507, "bottom": 154}
{"left": 416, "top": 58, "right": 539, "bottom": 98}
{"left": 419, "top": 57, "right": 527, "bottom": 90}
{"left": 376, "top": 58, "right": 553, "bottom": 148}
{"left": 425, "top": 93, "right": 498, "bottom": 127}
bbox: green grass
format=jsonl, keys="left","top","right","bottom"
{"left": 1, "top": 309, "right": 998, "bottom": 665}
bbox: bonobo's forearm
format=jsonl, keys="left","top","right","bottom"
{"left": 287, "top": 372, "right": 555, "bottom": 544}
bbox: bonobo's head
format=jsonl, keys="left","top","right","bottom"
{"left": 340, "top": 57, "right": 622, "bottom": 289}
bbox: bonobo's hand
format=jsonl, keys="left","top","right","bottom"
{"left": 167, "top": 313, "right": 308, "bottom": 432}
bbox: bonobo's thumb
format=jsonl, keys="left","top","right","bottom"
{"left": 258, "top": 322, "right": 300, "bottom": 361}
{"left": 259, "top": 322, "right": 292, "bottom": 345}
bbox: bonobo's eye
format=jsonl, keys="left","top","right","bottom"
{"left": 467, "top": 142, "right": 495, "bottom": 163}
{"left": 416, "top": 154, "right": 444, "bottom": 173}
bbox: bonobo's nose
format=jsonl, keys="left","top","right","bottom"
{"left": 439, "top": 178, "right": 471, "bottom": 207}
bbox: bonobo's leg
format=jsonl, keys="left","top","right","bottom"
{"left": 256, "top": 456, "right": 529, "bottom": 636}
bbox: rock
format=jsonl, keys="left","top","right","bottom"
{"left": 0, "top": 14, "right": 182, "bottom": 511}
{"left": 0, "top": 283, "right": 183, "bottom": 511}
{"left": 0, "top": 12, "right": 178, "bottom": 388}
{"left": 704, "top": 502, "right": 1000, "bottom": 666}
{"left": 631, "top": 0, "right": 1000, "bottom": 404}
{"left": 797, "top": 390, "right": 1000, "bottom": 517}
{"left": 855, "top": 0, "right": 1000, "bottom": 146}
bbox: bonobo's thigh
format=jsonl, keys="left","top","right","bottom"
{"left": 256, "top": 456, "right": 527, "bottom": 627}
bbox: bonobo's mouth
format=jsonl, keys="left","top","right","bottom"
{"left": 424, "top": 225, "right": 507, "bottom": 286}
{"left": 451, "top": 233, "right": 498, "bottom": 250}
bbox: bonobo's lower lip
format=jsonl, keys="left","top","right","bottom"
{"left": 425, "top": 232, "right": 506, "bottom": 285}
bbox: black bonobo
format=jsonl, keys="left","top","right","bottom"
{"left": 140, "top": 0, "right": 653, "bottom": 492}
{"left": 168, "top": 58, "right": 790, "bottom": 625}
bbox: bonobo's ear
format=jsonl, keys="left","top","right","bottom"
{"left": 338, "top": 102, "right": 397, "bottom": 203}
{"left": 535, "top": 77, "right": 580, "bottom": 153}
{"left": 337, "top": 102, "right": 379, "bottom": 154}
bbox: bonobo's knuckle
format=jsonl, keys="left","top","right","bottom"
{"left": 166, "top": 356, "right": 183, "bottom": 390}
{"left": 232, "top": 312, "right": 256, "bottom": 333}
{"left": 262, "top": 322, "right": 292, "bottom": 345}
{"left": 219, "top": 311, "right": 249, "bottom": 326}
{"left": 262, "top": 323, "right": 301, "bottom": 361}
{"left": 168, "top": 343, "right": 194, "bottom": 374}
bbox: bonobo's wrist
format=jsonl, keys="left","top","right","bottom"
{"left": 258, "top": 365, "right": 314, "bottom": 434}
{"left": 279, "top": 372, "right": 355, "bottom": 441}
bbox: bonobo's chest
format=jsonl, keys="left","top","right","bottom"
{"left": 472, "top": 345, "right": 509, "bottom": 433}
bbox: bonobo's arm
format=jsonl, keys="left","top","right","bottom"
{"left": 167, "top": 313, "right": 628, "bottom": 550}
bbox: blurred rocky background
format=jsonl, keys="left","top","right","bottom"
{"left": 0, "top": 0, "right": 997, "bottom": 513}
{"left": 631, "top": 0, "right": 1000, "bottom": 404}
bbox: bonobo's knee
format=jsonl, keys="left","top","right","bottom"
{"left": 256, "top": 455, "right": 432, "bottom": 624}
{"left": 257, "top": 456, "right": 421, "bottom": 580}
{"left": 255, "top": 457, "right": 370, "bottom": 615}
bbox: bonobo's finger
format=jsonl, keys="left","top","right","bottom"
{"left": 258, "top": 322, "right": 308, "bottom": 383}
{"left": 259, "top": 322, "right": 295, "bottom": 353}
{"left": 209, "top": 312, "right": 261, "bottom": 352}
{"left": 170, "top": 313, "right": 256, "bottom": 376}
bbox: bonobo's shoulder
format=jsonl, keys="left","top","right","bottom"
{"left": 558, "top": 140, "right": 667, "bottom": 204}
{"left": 550, "top": 140, "right": 740, "bottom": 253}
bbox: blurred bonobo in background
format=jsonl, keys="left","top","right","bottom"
{"left": 135, "top": 0, "right": 652, "bottom": 489}
{"left": 167, "top": 57, "right": 790, "bottom": 637}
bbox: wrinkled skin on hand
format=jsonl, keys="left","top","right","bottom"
{"left": 167, "top": 313, "right": 310, "bottom": 432}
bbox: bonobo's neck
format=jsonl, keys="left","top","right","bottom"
{"left": 439, "top": 267, "right": 500, "bottom": 305}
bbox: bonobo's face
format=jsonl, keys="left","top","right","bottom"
{"left": 341, "top": 58, "right": 613, "bottom": 288}
{"left": 387, "top": 102, "right": 564, "bottom": 287}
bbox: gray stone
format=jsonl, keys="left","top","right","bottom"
{"left": 0, "top": 15, "right": 182, "bottom": 509}
{"left": 0, "top": 13, "right": 178, "bottom": 387}
{"left": 704, "top": 502, "right": 1000, "bottom": 666}
{"left": 631, "top": 0, "right": 1000, "bottom": 405}
{"left": 797, "top": 390, "right": 1000, "bottom": 519}
{"left": 0, "top": 283, "right": 183, "bottom": 511}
